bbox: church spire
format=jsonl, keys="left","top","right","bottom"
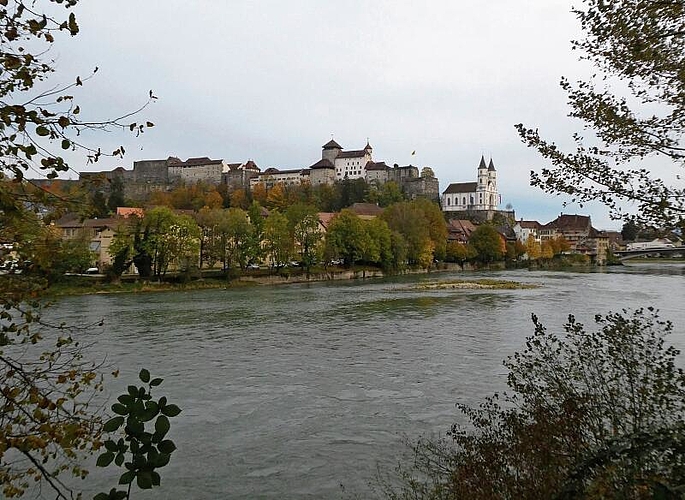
{"left": 478, "top": 155, "right": 487, "bottom": 170}
{"left": 488, "top": 158, "right": 496, "bottom": 171}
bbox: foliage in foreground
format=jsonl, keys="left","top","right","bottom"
{"left": 94, "top": 369, "right": 181, "bottom": 500}
{"left": 380, "top": 308, "right": 685, "bottom": 499}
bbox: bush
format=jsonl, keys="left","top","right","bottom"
{"left": 381, "top": 308, "right": 685, "bottom": 499}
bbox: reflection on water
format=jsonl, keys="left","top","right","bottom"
{"left": 42, "top": 265, "right": 685, "bottom": 499}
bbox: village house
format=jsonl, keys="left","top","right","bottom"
{"left": 513, "top": 220, "right": 542, "bottom": 243}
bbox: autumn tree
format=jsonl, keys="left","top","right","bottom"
{"left": 0, "top": 1, "right": 157, "bottom": 497}
{"left": 525, "top": 234, "right": 542, "bottom": 261}
{"left": 516, "top": 0, "right": 685, "bottom": 228}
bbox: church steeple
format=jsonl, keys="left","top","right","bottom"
{"left": 478, "top": 155, "right": 487, "bottom": 170}
{"left": 488, "top": 158, "right": 496, "bottom": 171}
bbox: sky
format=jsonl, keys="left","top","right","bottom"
{"left": 38, "top": 0, "right": 628, "bottom": 230}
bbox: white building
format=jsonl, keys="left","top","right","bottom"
{"left": 321, "top": 139, "right": 373, "bottom": 180}
{"left": 513, "top": 220, "right": 542, "bottom": 243}
{"left": 442, "top": 156, "right": 499, "bottom": 212}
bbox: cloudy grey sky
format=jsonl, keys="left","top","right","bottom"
{"left": 45, "top": 0, "right": 625, "bottom": 229}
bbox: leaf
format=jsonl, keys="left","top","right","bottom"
{"left": 104, "top": 440, "right": 118, "bottom": 452}
{"left": 93, "top": 493, "right": 109, "bottom": 500}
{"left": 151, "top": 470, "right": 161, "bottom": 486}
{"left": 139, "top": 368, "right": 150, "bottom": 383}
{"left": 115, "top": 453, "right": 124, "bottom": 466}
{"left": 103, "top": 416, "right": 125, "bottom": 432}
{"left": 35, "top": 125, "right": 49, "bottom": 136}
{"left": 149, "top": 377, "right": 163, "bottom": 387}
{"left": 155, "top": 415, "right": 170, "bottom": 437}
{"left": 68, "top": 12, "right": 79, "bottom": 35}
{"left": 117, "top": 394, "right": 134, "bottom": 406}
{"left": 158, "top": 439, "right": 176, "bottom": 454}
{"left": 96, "top": 451, "right": 115, "bottom": 467}
{"left": 137, "top": 470, "right": 153, "bottom": 489}
{"left": 111, "top": 403, "right": 128, "bottom": 415}
{"left": 61, "top": 139, "right": 70, "bottom": 149}
{"left": 146, "top": 121, "right": 154, "bottom": 127}
{"left": 161, "top": 404, "right": 181, "bottom": 417}
{"left": 118, "top": 471, "right": 135, "bottom": 485}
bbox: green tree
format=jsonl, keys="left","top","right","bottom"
{"left": 107, "top": 176, "right": 126, "bottom": 213}
{"left": 516, "top": 1, "right": 685, "bottom": 228}
{"left": 363, "top": 218, "right": 394, "bottom": 270}
{"left": 286, "top": 204, "right": 322, "bottom": 273}
{"left": 325, "top": 209, "right": 366, "bottom": 267}
{"left": 412, "top": 198, "right": 447, "bottom": 262}
{"left": 621, "top": 220, "right": 640, "bottom": 242}
{"left": 216, "top": 208, "right": 253, "bottom": 271}
{"left": 468, "top": 225, "right": 504, "bottom": 264}
{"left": 263, "top": 210, "right": 292, "bottom": 270}
{"left": 382, "top": 202, "right": 433, "bottom": 267}
{"left": 91, "top": 190, "right": 109, "bottom": 218}
{"left": 382, "top": 309, "right": 685, "bottom": 499}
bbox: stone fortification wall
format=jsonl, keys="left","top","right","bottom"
{"left": 132, "top": 160, "right": 169, "bottom": 184}
{"left": 402, "top": 176, "right": 440, "bottom": 201}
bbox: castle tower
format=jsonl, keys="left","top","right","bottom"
{"left": 322, "top": 139, "right": 343, "bottom": 163}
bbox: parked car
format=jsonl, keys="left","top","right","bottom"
{"left": 85, "top": 267, "right": 100, "bottom": 274}
{"left": 247, "top": 263, "right": 260, "bottom": 270}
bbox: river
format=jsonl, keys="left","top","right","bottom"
{"left": 41, "top": 263, "right": 685, "bottom": 499}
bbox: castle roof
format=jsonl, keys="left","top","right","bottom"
{"left": 337, "top": 149, "right": 369, "bottom": 159}
{"left": 365, "top": 161, "right": 388, "bottom": 171}
{"left": 309, "top": 158, "right": 334, "bottom": 169}
{"left": 488, "top": 159, "right": 496, "bottom": 171}
{"left": 322, "top": 139, "right": 343, "bottom": 150}
{"left": 478, "top": 155, "right": 487, "bottom": 170}
{"left": 443, "top": 182, "right": 477, "bottom": 194}
{"left": 177, "top": 157, "right": 223, "bottom": 167}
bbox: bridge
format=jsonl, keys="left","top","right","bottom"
{"left": 613, "top": 246, "right": 684, "bottom": 261}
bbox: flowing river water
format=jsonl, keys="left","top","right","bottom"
{"left": 41, "top": 263, "right": 685, "bottom": 499}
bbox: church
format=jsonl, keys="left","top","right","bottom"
{"left": 441, "top": 156, "right": 500, "bottom": 212}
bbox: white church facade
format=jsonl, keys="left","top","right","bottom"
{"left": 441, "top": 156, "right": 500, "bottom": 212}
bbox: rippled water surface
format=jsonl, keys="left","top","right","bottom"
{"left": 43, "top": 264, "right": 685, "bottom": 499}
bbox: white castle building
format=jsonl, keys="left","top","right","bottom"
{"left": 441, "top": 156, "right": 499, "bottom": 212}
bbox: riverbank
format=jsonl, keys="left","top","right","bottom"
{"left": 44, "top": 263, "right": 469, "bottom": 298}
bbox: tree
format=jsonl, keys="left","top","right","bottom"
{"left": 287, "top": 205, "right": 322, "bottom": 274}
{"left": 412, "top": 198, "right": 447, "bottom": 262}
{"left": 325, "top": 209, "right": 366, "bottom": 267}
{"left": 216, "top": 208, "right": 253, "bottom": 271}
{"left": 516, "top": 1, "right": 685, "bottom": 228}
{"left": 621, "top": 220, "right": 640, "bottom": 242}
{"left": 263, "top": 211, "right": 292, "bottom": 270}
{"left": 382, "top": 202, "right": 434, "bottom": 267}
{"left": 382, "top": 308, "right": 685, "bottom": 499}
{"left": 525, "top": 234, "right": 542, "bottom": 261}
{"left": 107, "top": 176, "right": 126, "bottom": 213}
{"left": 0, "top": 2, "right": 159, "bottom": 497}
{"left": 469, "top": 225, "right": 504, "bottom": 264}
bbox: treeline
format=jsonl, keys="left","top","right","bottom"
{"left": 82, "top": 177, "right": 410, "bottom": 217}
{"left": 107, "top": 198, "right": 450, "bottom": 279}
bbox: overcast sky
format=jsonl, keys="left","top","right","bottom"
{"left": 42, "top": 0, "right": 627, "bottom": 229}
